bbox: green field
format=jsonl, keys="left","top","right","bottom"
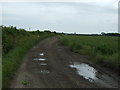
{"left": 2, "top": 26, "right": 55, "bottom": 88}
{"left": 60, "top": 35, "right": 119, "bottom": 72}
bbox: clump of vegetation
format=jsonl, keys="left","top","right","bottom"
{"left": 60, "top": 35, "right": 119, "bottom": 72}
{"left": 2, "top": 25, "right": 55, "bottom": 88}
{"left": 60, "top": 37, "right": 82, "bottom": 52}
{"left": 92, "top": 44, "right": 114, "bottom": 55}
{"left": 21, "top": 81, "right": 30, "bottom": 86}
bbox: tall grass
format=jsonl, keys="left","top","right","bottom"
{"left": 60, "top": 35, "right": 119, "bottom": 72}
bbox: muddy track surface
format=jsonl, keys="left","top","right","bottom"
{"left": 11, "top": 36, "right": 119, "bottom": 88}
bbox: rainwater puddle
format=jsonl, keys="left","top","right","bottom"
{"left": 40, "top": 63, "right": 47, "bottom": 66}
{"left": 40, "top": 70, "right": 50, "bottom": 74}
{"left": 33, "top": 58, "right": 46, "bottom": 61}
{"left": 40, "top": 53, "right": 44, "bottom": 56}
{"left": 70, "top": 62, "right": 98, "bottom": 82}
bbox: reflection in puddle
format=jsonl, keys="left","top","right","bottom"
{"left": 40, "top": 53, "right": 44, "bottom": 56}
{"left": 40, "top": 63, "right": 47, "bottom": 66}
{"left": 40, "top": 70, "right": 50, "bottom": 74}
{"left": 33, "top": 58, "right": 46, "bottom": 61}
{"left": 70, "top": 62, "right": 98, "bottom": 82}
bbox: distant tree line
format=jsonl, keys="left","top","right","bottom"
{"left": 62, "top": 32, "right": 120, "bottom": 37}
{"left": 101, "top": 32, "right": 120, "bottom": 36}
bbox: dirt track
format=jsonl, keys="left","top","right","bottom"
{"left": 11, "top": 36, "right": 119, "bottom": 88}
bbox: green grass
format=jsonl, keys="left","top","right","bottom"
{"left": 60, "top": 35, "right": 119, "bottom": 72}
{"left": 21, "top": 81, "right": 30, "bottom": 86}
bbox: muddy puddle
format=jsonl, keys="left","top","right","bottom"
{"left": 40, "top": 62, "right": 47, "bottom": 66}
{"left": 40, "top": 69, "right": 50, "bottom": 74}
{"left": 33, "top": 58, "right": 46, "bottom": 61}
{"left": 34, "top": 69, "right": 50, "bottom": 74}
{"left": 70, "top": 62, "right": 97, "bottom": 82}
{"left": 40, "top": 53, "right": 44, "bottom": 56}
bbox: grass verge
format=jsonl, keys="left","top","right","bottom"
{"left": 2, "top": 34, "right": 54, "bottom": 88}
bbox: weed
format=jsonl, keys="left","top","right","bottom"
{"left": 21, "top": 81, "right": 30, "bottom": 86}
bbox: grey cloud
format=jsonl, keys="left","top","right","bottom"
{"left": 2, "top": 2, "right": 118, "bottom": 34}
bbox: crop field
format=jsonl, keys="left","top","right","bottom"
{"left": 60, "top": 35, "right": 119, "bottom": 72}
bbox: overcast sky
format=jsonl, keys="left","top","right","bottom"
{"left": 2, "top": 0, "right": 119, "bottom": 34}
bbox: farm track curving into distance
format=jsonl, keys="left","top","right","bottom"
{"left": 11, "top": 36, "right": 119, "bottom": 88}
